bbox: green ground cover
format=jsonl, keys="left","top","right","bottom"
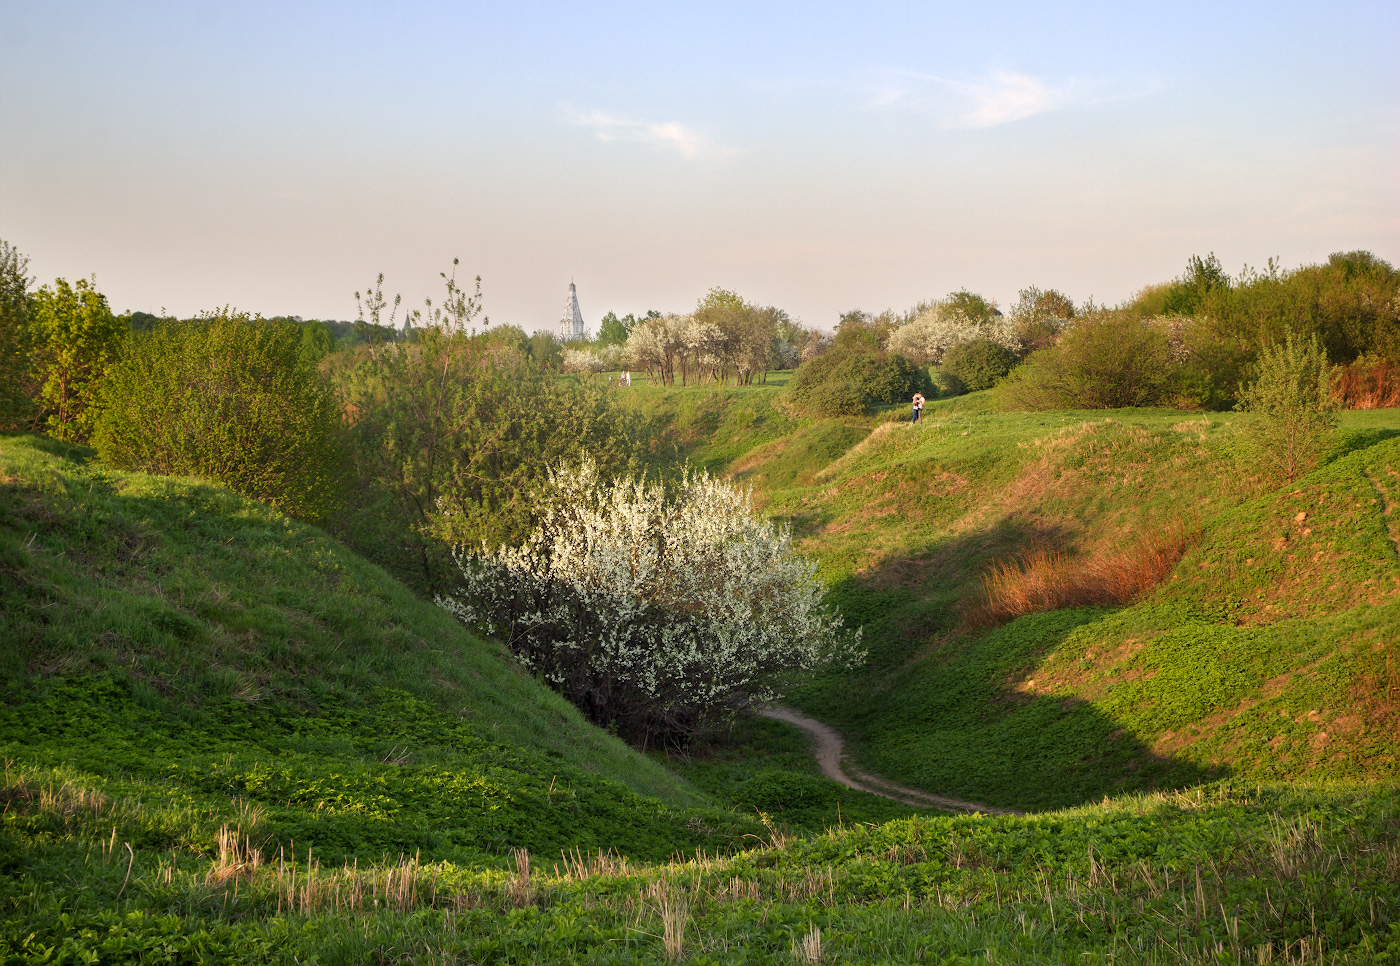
{"left": 5, "top": 765, "right": 1396, "bottom": 964}
{"left": 0, "top": 434, "right": 756, "bottom": 847}
{"left": 626, "top": 381, "right": 1400, "bottom": 812}
{"left": 5, "top": 388, "right": 1400, "bottom": 963}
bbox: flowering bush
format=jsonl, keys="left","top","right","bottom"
{"left": 886, "top": 304, "right": 1020, "bottom": 364}
{"left": 562, "top": 345, "right": 621, "bottom": 379}
{"left": 438, "top": 460, "right": 862, "bottom": 741}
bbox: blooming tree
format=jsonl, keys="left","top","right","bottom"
{"left": 561, "top": 345, "right": 621, "bottom": 380}
{"left": 437, "top": 460, "right": 862, "bottom": 741}
{"left": 887, "top": 304, "right": 1020, "bottom": 364}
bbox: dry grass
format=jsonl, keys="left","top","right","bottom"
{"left": 1332, "top": 358, "right": 1400, "bottom": 409}
{"left": 967, "top": 525, "right": 1197, "bottom": 628}
{"left": 791, "top": 923, "right": 823, "bottom": 964}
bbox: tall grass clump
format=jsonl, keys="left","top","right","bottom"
{"left": 1331, "top": 354, "right": 1400, "bottom": 409}
{"left": 1237, "top": 333, "right": 1339, "bottom": 482}
{"left": 968, "top": 525, "right": 1196, "bottom": 627}
{"left": 92, "top": 311, "right": 347, "bottom": 520}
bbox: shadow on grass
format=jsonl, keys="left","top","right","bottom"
{"left": 798, "top": 522, "right": 1222, "bottom": 814}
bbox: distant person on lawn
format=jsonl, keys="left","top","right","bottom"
{"left": 912, "top": 391, "right": 925, "bottom": 424}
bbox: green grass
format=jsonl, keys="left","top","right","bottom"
{"left": 614, "top": 380, "right": 1400, "bottom": 812}
{"left": 0, "top": 433, "right": 746, "bottom": 832}
{"left": 5, "top": 760, "right": 1397, "bottom": 963}
{"left": 652, "top": 716, "right": 928, "bottom": 832}
{"left": 5, "top": 387, "right": 1400, "bottom": 963}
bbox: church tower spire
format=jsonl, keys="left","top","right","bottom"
{"left": 558, "top": 281, "right": 587, "bottom": 340}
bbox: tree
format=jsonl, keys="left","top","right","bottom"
{"left": 886, "top": 302, "right": 1019, "bottom": 365}
{"left": 1237, "top": 334, "right": 1339, "bottom": 482}
{"left": 1001, "top": 312, "right": 1175, "bottom": 410}
{"left": 91, "top": 311, "right": 347, "bottom": 520}
{"left": 30, "top": 277, "right": 127, "bottom": 441}
{"left": 597, "top": 311, "right": 652, "bottom": 348}
{"left": 1009, "top": 286, "right": 1075, "bottom": 354}
{"left": 623, "top": 313, "right": 688, "bottom": 385}
{"left": 942, "top": 338, "right": 1019, "bottom": 391}
{"left": 439, "top": 459, "right": 862, "bottom": 742}
{"left": 0, "top": 239, "right": 36, "bottom": 430}
{"left": 338, "top": 268, "right": 653, "bottom": 596}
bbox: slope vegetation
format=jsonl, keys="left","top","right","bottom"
{"left": 633, "top": 383, "right": 1400, "bottom": 810}
{"left": 0, "top": 433, "right": 752, "bottom": 868}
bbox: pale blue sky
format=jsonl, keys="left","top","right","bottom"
{"left": 1, "top": 1, "right": 1396, "bottom": 330}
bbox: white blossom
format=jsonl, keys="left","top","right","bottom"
{"left": 887, "top": 305, "right": 1021, "bottom": 364}
{"left": 437, "top": 460, "right": 863, "bottom": 739}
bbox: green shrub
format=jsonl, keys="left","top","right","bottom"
{"left": 0, "top": 239, "right": 36, "bottom": 431}
{"left": 1000, "top": 312, "right": 1176, "bottom": 410}
{"left": 1237, "top": 333, "right": 1339, "bottom": 481}
{"left": 730, "top": 770, "right": 836, "bottom": 811}
{"left": 91, "top": 312, "right": 346, "bottom": 520}
{"left": 789, "top": 350, "right": 933, "bottom": 416}
{"left": 337, "top": 328, "right": 654, "bottom": 596}
{"left": 942, "top": 338, "right": 1019, "bottom": 391}
{"left": 29, "top": 276, "right": 127, "bottom": 441}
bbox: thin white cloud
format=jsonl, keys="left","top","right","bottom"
{"left": 567, "top": 109, "right": 733, "bottom": 160}
{"left": 864, "top": 69, "right": 1082, "bottom": 129}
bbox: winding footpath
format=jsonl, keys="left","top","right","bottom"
{"left": 758, "top": 706, "right": 1022, "bottom": 817}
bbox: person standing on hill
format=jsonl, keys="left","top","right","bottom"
{"left": 912, "top": 391, "right": 925, "bottom": 424}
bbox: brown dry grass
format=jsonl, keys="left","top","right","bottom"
{"left": 1332, "top": 358, "right": 1400, "bottom": 409}
{"left": 966, "top": 525, "right": 1197, "bottom": 628}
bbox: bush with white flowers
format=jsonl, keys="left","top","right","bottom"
{"left": 887, "top": 304, "right": 1021, "bottom": 364}
{"left": 437, "top": 460, "right": 862, "bottom": 741}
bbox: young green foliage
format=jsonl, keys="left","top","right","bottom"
{"left": 1237, "top": 333, "right": 1339, "bottom": 481}
{"left": 28, "top": 276, "right": 126, "bottom": 441}
{"left": 91, "top": 311, "right": 347, "bottom": 520}
{"left": 0, "top": 239, "right": 36, "bottom": 430}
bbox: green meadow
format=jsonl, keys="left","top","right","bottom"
{"left": 4, "top": 377, "right": 1400, "bottom": 962}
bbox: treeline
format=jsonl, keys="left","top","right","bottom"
{"left": 785, "top": 250, "right": 1400, "bottom": 416}
{"left": 0, "top": 242, "right": 658, "bottom": 601}
{"left": 558, "top": 288, "right": 829, "bottom": 386}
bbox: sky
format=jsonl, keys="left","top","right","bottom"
{"left": 1, "top": 1, "right": 1397, "bottom": 332}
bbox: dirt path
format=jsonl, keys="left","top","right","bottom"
{"left": 757, "top": 706, "right": 1021, "bottom": 817}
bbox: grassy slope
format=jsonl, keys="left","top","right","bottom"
{"left": 0, "top": 433, "right": 761, "bottom": 867}
{"left": 625, "top": 382, "right": 1400, "bottom": 811}
{"left": 3, "top": 413, "right": 1399, "bottom": 963}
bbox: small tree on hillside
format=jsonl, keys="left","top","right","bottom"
{"left": 30, "top": 276, "right": 127, "bottom": 441}
{"left": 0, "top": 239, "right": 36, "bottom": 430}
{"left": 438, "top": 460, "right": 863, "bottom": 742}
{"left": 1237, "top": 334, "right": 1339, "bottom": 482}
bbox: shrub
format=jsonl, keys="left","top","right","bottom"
{"left": 1126, "top": 251, "right": 1400, "bottom": 389}
{"left": 1237, "top": 334, "right": 1339, "bottom": 482}
{"left": 1000, "top": 312, "right": 1175, "bottom": 410}
{"left": 1331, "top": 355, "right": 1400, "bottom": 409}
{"left": 91, "top": 312, "right": 346, "bottom": 520}
{"left": 886, "top": 303, "right": 1019, "bottom": 365}
{"left": 0, "top": 239, "right": 36, "bottom": 431}
{"left": 29, "top": 277, "right": 126, "bottom": 441}
{"left": 788, "top": 350, "right": 933, "bottom": 416}
{"left": 438, "top": 460, "right": 862, "bottom": 743}
{"left": 339, "top": 328, "right": 652, "bottom": 596}
{"left": 942, "top": 338, "right": 1019, "bottom": 391}
{"left": 730, "top": 771, "right": 835, "bottom": 811}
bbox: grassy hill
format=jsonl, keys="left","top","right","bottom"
{"left": 621, "top": 380, "right": 1400, "bottom": 811}
{"left": 3, "top": 413, "right": 1399, "bottom": 962}
{"left": 0, "top": 433, "right": 765, "bottom": 864}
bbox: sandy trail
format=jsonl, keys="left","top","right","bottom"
{"left": 757, "top": 705, "right": 1021, "bottom": 817}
